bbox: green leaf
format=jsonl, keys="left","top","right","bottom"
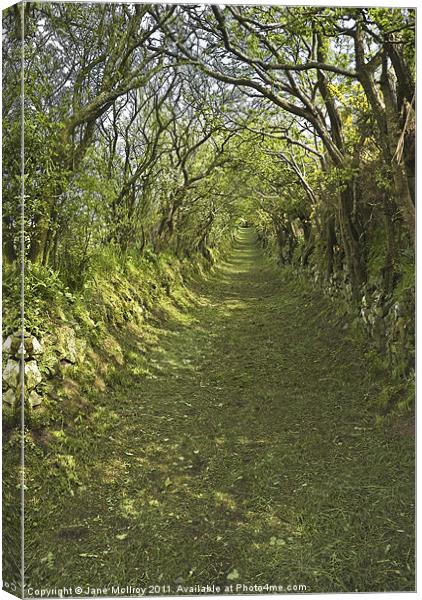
{"left": 227, "top": 568, "right": 240, "bottom": 581}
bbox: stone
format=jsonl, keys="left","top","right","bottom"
{"left": 2, "top": 334, "right": 21, "bottom": 357}
{"left": 3, "top": 336, "right": 13, "bottom": 354}
{"left": 56, "top": 326, "right": 78, "bottom": 364}
{"left": 3, "top": 387, "right": 17, "bottom": 407}
{"left": 25, "top": 336, "right": 43, "bottom": 356}
{"left": 28, "top": 390, "right": 42, "bottom": 408}
{"left": 24, "top": 361, "right": 42, "bottom": 391}
{"left": 17, "top": 342, "right": 28, "bottom": 358}
{"left": 3, "top": 359, "right": 21, "bottom": 388}
{"left": 33, "top": 336, "right": 43, "bottom": 354}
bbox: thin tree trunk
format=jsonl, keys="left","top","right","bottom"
{"left": 338, "top": 184, "right": 366, "bottom": 296}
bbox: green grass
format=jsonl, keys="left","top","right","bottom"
{"left": 5, "top": 229, "right": 414, "bottom": 595}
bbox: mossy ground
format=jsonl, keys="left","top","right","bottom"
{"left": 6, "top": 229, "right": 414, "bottom": 594}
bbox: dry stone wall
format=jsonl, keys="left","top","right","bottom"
{"left": 2, "top": 326, "right": 85, "bottom": 418}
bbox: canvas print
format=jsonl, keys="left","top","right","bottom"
{"left": 2, "top": 1, "right": 415, "bottom": 597}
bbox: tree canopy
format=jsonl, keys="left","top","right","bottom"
{"left": 2, "top": 2, "right": 415, "bottom": 368}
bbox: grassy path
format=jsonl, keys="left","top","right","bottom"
{"left": 25, "top": 229, "right": 414, "bottom": 594}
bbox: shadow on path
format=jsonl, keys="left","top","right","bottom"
{"left": 24, "top": 227, "right": 414, "bottom": 593}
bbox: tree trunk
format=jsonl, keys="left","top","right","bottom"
{"left": 28, "top": 213, "right": 50, "bottom": 263}
{"left": 337, "top": 183, "right": 366, "bottom": 296}
{"left": 2, "top": 217, "right": 17, "bottom": 263}
{"left": 380, "top": 58, "right": 415, "bottom": 241}
{"left": 325, "top": 214, "right": 337, "bottom": 280}
{"left": 355, "top": 20, "right": 415, "bottom": 243}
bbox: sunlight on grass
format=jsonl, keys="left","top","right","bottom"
{"left": 19, "top": 229, "right": 414, "bottom": 592}
{"left": 100, "top": 458, "right": 128, "bottom": 484}
{"left": 214, "top": 491, "right": 237, "bottom": 512}
{"left": 120, "top": 498, "right": 141, "bottom": 519}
